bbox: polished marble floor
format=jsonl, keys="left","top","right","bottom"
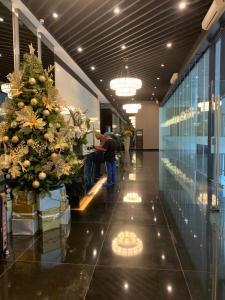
{"left": 0, "top": 151, "right": 223, "bottom": 299}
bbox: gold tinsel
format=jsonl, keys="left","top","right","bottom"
{"left": 16, "top": 106, "right": 46, "bottom": 130}
{"left": 6, "top": 70, "right": 23, "bottom": 98}
{"left": 9, "top": 165, "right": 21, "bottom": 179}
{"left": 29, "top": 140, "right": 48, "bottom": 155}
{"left": 0, "top": 122, "right": 10, "bottom": 142}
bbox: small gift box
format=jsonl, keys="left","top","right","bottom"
{"left": 13, "top": 191, "right": 36, "bottom": 204}
{"left": 60, "top": 205, "right": 71, "bottom": 225}
{"left": 12, "top": 203, "right": 37, "bottom": 214}
{"left": 12, "top": 215, "right": 38, "bottom": 236}
{"left": 38, "top": 208, "right": 60, "bottom": 232}
{"left": 38, "top": 189, "right": 62, "bottom": 211}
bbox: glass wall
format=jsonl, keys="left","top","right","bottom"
{"left": 160, "top": 34, "right": 225, "bottom": 298}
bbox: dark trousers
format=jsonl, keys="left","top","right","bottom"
{"left": 106, "top": 160, "right": 116, "bottom": 185}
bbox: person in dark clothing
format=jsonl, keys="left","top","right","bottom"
{"left": 95, "top": 133, "right": 116, "bottom": 188}
{"left": 94, "top": 132, "right": 105, "bottom": 180}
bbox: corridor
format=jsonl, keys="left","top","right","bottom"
{"left": 0, "top": 151, "right": 220, "bottom": 299}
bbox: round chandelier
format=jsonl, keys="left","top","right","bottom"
{"left": 110, "top": 58, "right": 142, "bottom": 97}
{"left": 122, "top": 103, "right": 142, "bottom": 114}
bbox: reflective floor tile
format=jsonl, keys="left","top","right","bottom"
{"left": 18, "top": 223, "right": 107, "bottom": 265}
{"left": 0, "top": 261, "right": 93, "bottom": 300}
{"left": 86, "top": 267, "right": 191, "bottom": 300}
{"left": 97, "top": 224, "right": 180, "bottom": 270}
{"left": 2, "top": 235, "right": 38, "bottom": 264}
{"left": 111, "top": 203, "right": 167, "bottom": 226}
{"left": 184, "top": 270, "right": 225, "bottom": 300}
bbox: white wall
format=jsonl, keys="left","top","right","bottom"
{"left": 136, "top": 101, "right": 159, "bottom": 149}
{"left": 55, "top": 62, "right": 100, "bottom": 145}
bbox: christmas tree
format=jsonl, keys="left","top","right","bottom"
{"left": 0, "top": 44, "right": 82, "bottom": 194}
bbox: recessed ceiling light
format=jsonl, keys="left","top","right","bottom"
{"left": 166, "top": 42, "right": 172, "bottom": 48}
{"left": 53, "top": 12, "right": 58, "bottom": 18}
{"left": 125, "top": 65, "right": 128, "bottom": 69}
{"left": 167, "top": 285, "right": 173, "bottom": 293}
{"left": 161, "top": 63, "right": 165, "bottom": 67}
{"left": 179, "top": 1, "right": 187, "bottom": 10}
{"left": 100, "top": 79, "right": 103, "bottom": 82}
{"left": 114, "top": 7, "right": 120, "bottom": 14}
{"left": 77, "top": 47, "right": 83, "bottom": 52}
{"left": 0, "top": 54, "right": 2, "bottom": 57}
{"left": 0, "top": 17, "right": 4, "bottom": 22}
{"left": 91, "top": 66, "right": 95, "bottom": 71}
{"left": 121, "top": 45, "right": 126, "bottom": 50}
{"left": 154, "top": 86, "right": 157, "bottom": 89}
{"left": 152, "top": 93, "right": 155, "bottom": 96}
{"left": 157, "top": 77, "right": 160, "bottom": 80}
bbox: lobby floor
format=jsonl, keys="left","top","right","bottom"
{"left": 0, "top": 151, "right": 223, "bottom": 299}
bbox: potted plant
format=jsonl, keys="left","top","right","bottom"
{"left": 121, "top": 128, "right": 133, "bottom": 152}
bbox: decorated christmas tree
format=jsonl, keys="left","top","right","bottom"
{"left": 0, "top": 44, "right": 82, "bottom": 194}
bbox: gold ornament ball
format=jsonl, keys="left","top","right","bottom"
{"left": 23, "top": 160, "right": 31, "bottom": 168}
{"left": 51, "top": 153, "right": 58, "bottom": 160}
{"left": 56, "top": 123, "right": 61, "bottom": 129}
{"left": 11, "top": 136, "right": 19, "bottom": 143}
{"left": 48, "top": 78, "right": 53, "bottom": 84}
{"left": 18, "top": 102, "right": 25, "bottom": 109}
{"left": 54, "top": 107, "right": 60, "bottom": 113}
{"left": 39, "top": 75, "right": 46, "bottom": 82}
{"left": 10, "top": 121, "right": 17, "bottom": 128}
{"left": 44, "top": 133, "right": 49, "bottom": 140}
{"left": 27, "top": 139, "right": 35, "bottom": 146}
{"left": 32, "top": 180, "right": 40, "bottom": 189}
{"left": 3, "top": 136, "right": 9, "bottom": 143}
{"left": 29, "top": 77, "right": 36, "bottom": 85}
{"left": 43, "top": 109, "right": 50, "bottom": 116}
{"left": 31, "top": 98, "right": 38, "bottom": 106}
{"left": 38, "top": 172, "right": 47, "bottom": 180}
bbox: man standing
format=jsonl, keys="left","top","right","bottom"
{"left": 95, "top": 133, "right": 116, "bottom": 188}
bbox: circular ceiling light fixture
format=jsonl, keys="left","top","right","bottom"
{"left": 0, "top": 17, "right": 4, "bottom": 22}
{"left": 122, "top": 103, "right": 142, "bottom": 114}
{"left": 110, "top": 58, "right": 142, "bottom": 97}
{"left": 77, "top": 47, "right": 83, "bottom": 52}
{"left": 166, "top": 42, "right": 172, "bottom": 48}
{"left": 121, "top": 44, "right": 126, "bottom": 50}
{"left": 91, "top": 66, "right": 95, "bottom": 71}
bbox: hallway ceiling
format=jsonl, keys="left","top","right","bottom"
{"left": 22, "top": 0, "right": 212, "bottom": 104}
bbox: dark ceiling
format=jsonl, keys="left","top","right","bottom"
{"left": 17, "top": 1, "right": 213, "bottom": 103}
{"left": 21, "top": 0, "right": 212, "bottom": 103}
